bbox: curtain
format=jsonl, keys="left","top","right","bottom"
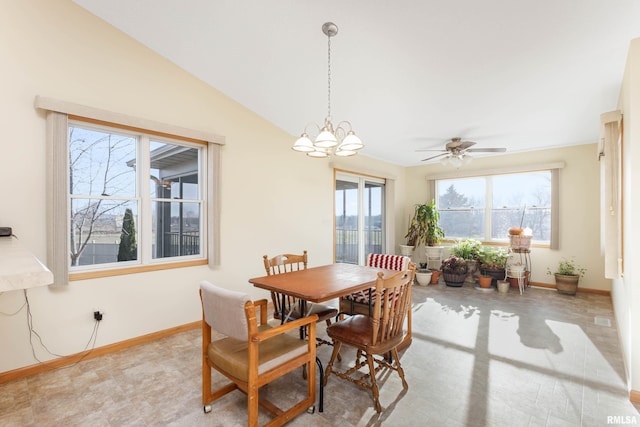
{"left": 599, "top": 110, "right": 622, "bottom": 279}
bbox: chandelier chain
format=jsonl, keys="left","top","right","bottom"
{"left": 327, "top": 34, "right": 331, "bottom": 119}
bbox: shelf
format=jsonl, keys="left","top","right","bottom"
{"left": 0, "top": 237, "right": 53, "bottom": 292}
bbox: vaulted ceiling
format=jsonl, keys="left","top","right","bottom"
{"left": 73, "top": 0, "right": 640, "bottom": 166}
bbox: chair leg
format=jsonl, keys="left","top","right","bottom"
{"left": 247, "top": 384, "right": 259, "bottom": 426}
{"left": 392, "top": 348, "right": 408, "bottom": 389}
{"left": 323, "top": 341, "right": 342, "bottom": 386}
{"left": 365, "top": 353, "right": 382, "bottom": 413}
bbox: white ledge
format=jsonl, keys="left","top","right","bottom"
{"left": 0, "top": 237, "right": 53, "bottom": 292}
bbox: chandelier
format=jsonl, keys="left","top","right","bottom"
{"left": 292, "top": 22, "right": 364, "bottom": 158}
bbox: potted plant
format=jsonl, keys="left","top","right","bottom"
{"left": 415, "top": 262, "right": 432, "bottom": 286}
{"left": 440, "top": 255, "right": 467, "bottom": 287}
{"left": 478, "top": 246, "right": 508, "bottom": 287}
{"left": 405, "top": 199, "right": 445, "bottom": 268}
{"left": 547, "top": 257, "right": 586, "bottom": 295}
{"left": 450, "top": 238, "right": 482, "bottom": 283}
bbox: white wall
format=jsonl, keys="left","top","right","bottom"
{"left": 404, "top": 144, "right": 608, "bottom": 291}
{"left": 616, "top": 37, "right": 640, "bottom": 397}
{"left": 0, "top": 0, "right": 405, "bottom": 373}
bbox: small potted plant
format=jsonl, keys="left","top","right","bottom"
{"left": 547, "top": 257, "right": 586, "bottom": 295}
{"left": 478, "top": 246, "right": 508, "bottom": 287}
{"left": 440, "top": 255, "right": 467, "bottom": 287}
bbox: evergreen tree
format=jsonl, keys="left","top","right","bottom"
{"left": 117, "top": 208, "right": 137, "bottom": 261}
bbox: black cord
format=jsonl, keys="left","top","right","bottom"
{"left": 23, "top": 289, "right": 101, "bottom": 366}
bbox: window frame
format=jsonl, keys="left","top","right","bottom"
{"left": 427, "top": 162, "right": 563, "bottom": 249}
{"left": 68, "top": 119, "right": 208, "bottom": 273}
{"left": 36, "top": 96, "right": 224, "bottom": 285}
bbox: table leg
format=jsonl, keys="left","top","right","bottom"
{"left": 316, "top": 356, "right": 324, "bottom": 413}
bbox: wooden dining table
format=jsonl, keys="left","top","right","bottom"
{"left": 248, "top": 263, "right": 414, "bottom": 413}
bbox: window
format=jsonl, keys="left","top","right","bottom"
{"left": 36, "top": 96, "right": 224, "bottom": 285}
{"left": 69, "top": 121, "right": 206, "bottom": 271}
{"left": 435, "top": 170, "right": 553, "bottom": 244}
{"left": 335, "top": 172, "right": 385, "bottom": 265}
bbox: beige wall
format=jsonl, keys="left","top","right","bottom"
{"left": 616, "top": 37, "right": 640, "bottom": 397}
{"left": 0, "top": 0, "right": 621, "bottom": 380}
{"left": 0, "top": 0, "right": 405, "bottom": 373}
{"left": 404, "top": 144, "right": 607, "bottom": 291}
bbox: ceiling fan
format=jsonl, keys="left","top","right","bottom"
{"left": 417, "top": 137, "right": 506, "bottom": 163}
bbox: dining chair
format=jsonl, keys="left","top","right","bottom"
{"left": 263, "top": 251, "right": 338, "bottom": 337}
{"left": 339, "top": 253, "right": 411, "bottom": 316}
{"left": 323, "top": 264, "right": 416, "bottom": 413}
{"left": 199, "top": 280, "right": 317, "bottom": 426}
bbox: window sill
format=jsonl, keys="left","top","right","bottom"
{"left": 69, "top": 259, "right": 208, "bottom": 281}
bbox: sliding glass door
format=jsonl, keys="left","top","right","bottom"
{"left": 335, "top": 172, "right": 385, "bottom": 265}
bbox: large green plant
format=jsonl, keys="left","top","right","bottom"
{"left": 404, "top": 199, "right": 445, "bottom": 247}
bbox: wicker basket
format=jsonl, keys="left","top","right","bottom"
{"left": 509, "top": 234, "right": 532, "bottom": 250}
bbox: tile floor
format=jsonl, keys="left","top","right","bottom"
{"left": 1, "top": 282, "right": 639, "bottom": 426}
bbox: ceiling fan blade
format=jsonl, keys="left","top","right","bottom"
{"left": 466, "top": 147, "right": 507, "bottom": 153}
{"left": 415, "top": 149, "right": 448, "bottom": 152}
{"left": 421, "top": 152, "right": 449, "bottom": 162}
{"left": 446, "top": 138, "right": 476, "bottom": 151}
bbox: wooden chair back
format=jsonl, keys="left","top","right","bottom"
{"left": 371, "top": 264, "right": 416, "bottom": 348}
{"left": 263, "top": 251, "right": 307, "bottom": 321}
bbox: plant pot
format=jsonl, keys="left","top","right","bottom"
{"left": 430, "top": 270, "right": 441, "bottom": 284}
{"left": 478, "top": 275, "right": 492, "bottom": 288}
{"left": 442, "top": 272, "right": 466, "bottom": 287}
{"left": 497, "top": 280, "right": 510, "bottom": 293}
{"left": 480, "top": 268, "right": 506, "bottom": 287}
{"left": 507, "top": 271, "right": 529, "bottom": 288}
{"left": 415, "top": 270, "right": 432, "bottom": 286}
{"left": 399, "top": 245, "right": 414, "bottom": 256}
{"left": 554, "top": 273, "right": 579, "bottom": 295}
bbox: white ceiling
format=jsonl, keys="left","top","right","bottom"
{"left": 73, "top": 0, "right": 640, "bottom": 166}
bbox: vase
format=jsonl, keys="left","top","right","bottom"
{"left": 554, "top": 274, "right": 579, "bottom": 295}
{"left": 443, "top": 272, "right": 466, "bottom": 287}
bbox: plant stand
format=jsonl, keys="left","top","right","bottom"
{"left": 425, "top": 246, "right": 443, "bottom": 271}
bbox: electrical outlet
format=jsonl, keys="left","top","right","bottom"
{"left": 93, "top": 310, "right": 103, "bottom": 321}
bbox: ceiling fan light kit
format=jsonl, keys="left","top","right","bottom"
{"left": 291, "top": 22, "right": 364, "bottom": 158}
{"left": 419, "top": 137, "right": 506, "bottom": 167}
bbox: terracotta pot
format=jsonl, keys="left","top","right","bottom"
{"left": 430, "top": 270, "right": 441, "bottom": 284}
{"left": 507, "top": 271, "right": 530, "bottom": 288}
{"left": 478, "top": 275, "right": 492, "bottom": 288}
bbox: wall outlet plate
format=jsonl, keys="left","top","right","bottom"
{"left": 0, "top": 227, "right": 12, "bottom": 237}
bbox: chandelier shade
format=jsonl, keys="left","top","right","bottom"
{"left": 292, "top": 22, "right": 364, "bottom": 158}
